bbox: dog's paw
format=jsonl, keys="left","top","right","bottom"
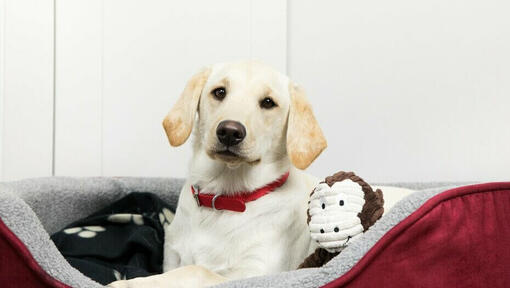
{"left": 107, "top": 266, "right": 228, "bottom": 288}
{"left": 107, "top": 277, "right": 161, "bottom": 288}
{"left": 107, "top": 280, "right": 130, "bottom": 288}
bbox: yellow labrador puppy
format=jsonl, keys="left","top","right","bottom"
{"left": 109, "top": 61, "right": 413, "bottom": 287}
{"left": 109, "top": 61, "right": 325, "bottom": 287}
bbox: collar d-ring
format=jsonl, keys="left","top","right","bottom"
{"left": 211, "top": 194, "right": 221, "bottom": 210}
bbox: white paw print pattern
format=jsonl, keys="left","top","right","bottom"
{"left": 159, "top": 208, "right": 174, "bottom": 228}
{"left": 107, "top": 213, "right": 144, "bottom": 225}
{"left": 63, "top": 226, "right": 106, "bottom": 238}
{"left": 113, "top": 269, "right": 126, "bottom": 281}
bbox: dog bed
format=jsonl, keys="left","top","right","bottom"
{"left": 1, "top": 177, "right": 509, "bottom": 287}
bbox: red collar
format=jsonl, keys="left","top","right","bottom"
{"left": 191, "top": 172, "right": 290, "bottom": 212}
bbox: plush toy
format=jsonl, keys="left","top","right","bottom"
{"left": 298, "top": 171, "right": 384, "bottom": 268}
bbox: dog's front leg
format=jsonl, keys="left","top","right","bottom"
{"left": 108, "top": 265, "right": 228, "bottom": 288}
{"left": 163, "top": 245, "right": 181, "bottom": 271}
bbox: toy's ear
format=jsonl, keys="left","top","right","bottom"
{"left": 162, "top": 67, "right": 211, "bottom": 146}
{"left": 286, "top": 83, "right": 327, "bottom": 169}
{"left": 359, "top": 188, "right": 384, "bottom": 231}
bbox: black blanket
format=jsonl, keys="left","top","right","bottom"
{"left": 51, "top": 192, "right": 174, "bottom": 285}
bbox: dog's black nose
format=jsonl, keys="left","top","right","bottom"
{"left": 216, "top": 120, "right": 246, "bottom": 146}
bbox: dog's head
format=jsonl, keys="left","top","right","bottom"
{"left": 162, "top": 61, "right": 327, "bottom": 170}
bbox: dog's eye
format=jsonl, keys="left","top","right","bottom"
{"left": 260, "top": 97, "right": 277, "bottom": 109}
{"left": 212, "top": 87, "right": 226, "bottom": 101}
{"left": 339, "top": 200, "right": 344, "bottom": 206}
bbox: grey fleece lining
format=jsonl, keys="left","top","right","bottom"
{"left": 0, "top": 177, "right": 459, "bottom": 288}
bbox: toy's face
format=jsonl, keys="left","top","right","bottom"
{"left": 309, "top": 179, "right": 366, "bottom": 252}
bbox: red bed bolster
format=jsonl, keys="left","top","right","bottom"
{"left": 323, "top": 182, "right": 510, "bottom": 288}
{"left": 0, "top": 218, "right": 70, "bottom": 288}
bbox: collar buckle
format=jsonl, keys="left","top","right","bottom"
{"left": 192, "top": 185, "right": 201, "bottom": 207}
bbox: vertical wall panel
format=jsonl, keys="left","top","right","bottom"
{"left": 54, "top": 0, "right": 103, "bottom": 176}
{"left": 0, "top": 0, "right": 5, "bottom": 180}
{"left": 251, "top": 0, "right": 287, "bottom": 73}
{"left": 1, "top": 0, "right": 54, "bottom": 181}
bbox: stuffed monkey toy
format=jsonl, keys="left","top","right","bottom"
{"left": 298, "top": 171, "right": 384, "bottom": 268}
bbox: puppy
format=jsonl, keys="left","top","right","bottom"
{"left": 110, "top": 61, "right": 327, "bottom": 288}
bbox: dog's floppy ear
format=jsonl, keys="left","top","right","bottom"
{"left": 162, "top": 68, "right": 211, "bottom": 146}
{"left": 286, "top": 83, "right": 327, "bottom": 169}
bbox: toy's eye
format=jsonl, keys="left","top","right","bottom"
{"left": 339, "top": 200, "right": 344, "bottom": 206}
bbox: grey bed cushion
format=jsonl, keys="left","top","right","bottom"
{"left": 0, "top": 177, "right": 460, "bottom": 288}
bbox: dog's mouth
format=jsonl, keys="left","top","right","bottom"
{"left": 208, "top": 148, "right": 260, "bottom": 165}
{"left": 216, "top": 150, "right": 241, "bottom": 159}
{"left": 207, "top": 147, "right": 243, "bottom": 162}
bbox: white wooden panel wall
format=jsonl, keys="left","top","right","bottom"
{"left": 0, "top": 0, "right": 55, "bottom": 181}
{"left": 54, "top": 0, "right": 103, "bottom": 176}
{"left": 0, "top": 0, "right": 4, "bottom": 180}
{"left": 2, "top": 1, "right": 510, "bottom": 182}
